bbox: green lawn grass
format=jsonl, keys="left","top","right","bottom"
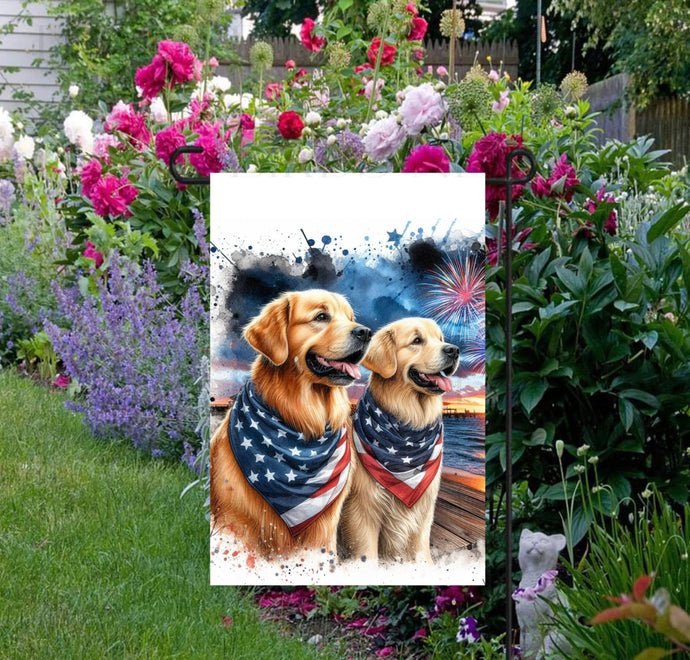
{"left": 0, "top": 371, "right": 326, "bottom": 659}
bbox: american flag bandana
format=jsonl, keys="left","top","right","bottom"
{"left": 352, "top": 387, "right": 443, "bottom": 508}
{"left": 228, "top": 382, "right": 351, "bottom": 537}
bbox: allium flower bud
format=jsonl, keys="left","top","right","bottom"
{"left": 249, "top": 41, "right": 274, "bottom": 73}
{"left": 555, "top": 440, "right": 564, "bottom": 458}
{"left": 576, "top": 444, "right": 589, "bottom": 456}
{"left": 298, "top": 147, "right": 314, "bottom": 163}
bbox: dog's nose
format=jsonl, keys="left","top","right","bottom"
{"left": 351, "top": 326, "right": 372, "bottom": 343}
{"left": 443, "top": 344, "right": 459, "bottom": 359}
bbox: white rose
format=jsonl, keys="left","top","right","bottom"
{"left": 326, "top": 126, "right": 334, "bottom": 135}
{"left": 210, "top": 75, "right": 231, "bottom": 92}
{"left": 63, "top": 110, "right": 94, "bottom": 152}
{"left": 305, "top": 111, "right": 321, "bottom": 126}
{"left": 335, "top": 118, "right": 347, "bottom": 129}
{"left": 326, "top": 134, "right": 337, "bottom": 146}
{"left": 298, "top": 147, "right": 314, "bottom": 164}
{"left": 149, "top": 97, "right": 168, "bottom": 123}
{"left": 13, "top": 135, "right": 35, "bottom": 160}
{"left": 0, "top": 107, "right": 14, "bottom": 161}
{"left": 68, "top": 84, "right": 80, "bottom": 98}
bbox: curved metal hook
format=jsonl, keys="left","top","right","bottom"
{"left": 169, "top": 146, "right": 211, "bottom": 185}
{"left": 485, "top": 147, "right": 538, "bottom": 186}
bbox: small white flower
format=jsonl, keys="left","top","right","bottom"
{"left": 57, "top": 146, "right": 64, "bottom": 155}
{"left": 588, "top": 455, "right": 599, "bottom": 465}
{"left": 246, "top": 164, "right": 258, "bottom": 173}
{"left": 682, "top": 553, "right": 688, "bottom": 561}
{"left": 298, "top": 147, "right": 313, "bottom": 164}
{"left": 577, "top": 444, "right": 590, "bottom": 456}
{"left": 374, "top": 110, "right": 388, "bottom": 120}
{"left": 210, "top": 75, "right": 231, "bottom": 92}
{"left": 555, "top": 440, "right": 564, "bottom": 459}
{"left": 68, "top": 84, "right": 80, "bottom": 98}
{"left": 13, "top": 134, "right": 35, "bottom": 160}
{"left": 63, "top": 110, "right": 94, "bottom": 153}
{"left": 325, "top": 126, "right": 334, "bottom": 135}
{"left": 439, "top": 132, "right": 449, "bottom": 140}
{"left": 305, "top": 110, "right": 321, "bottom": 126}
{"left": 335, "top": 118, "right": 348, "bottom": 129}
{"left": 434, "top": 81, "right": 447, "bottom": 92}
{"left": 16, "top": 121, "right": 23, "bottom": 131}
{"left": 564, "top": 105, "right": 577, "bottom": 117}
{"left": 326, "top": 134, "right": 337, "bottom": 146}
{"left": 302, "top": 126, "right": 313, "bottom": 137}
{"left": 574, "top": 465, "right": 585, "bottom": 474}
{"left": 641, "top": 487, "right": 653, "bottom": 499}
{"left": 149, "top": 97, "right": 168, "bottom": 123}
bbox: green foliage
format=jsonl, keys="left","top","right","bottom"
{"left": 552, "top": 0, "right": 690, "bottom": 107}
{"left": 548, "top": 487, "right": 690, "bottom": 658}
{"left": 243, "top": 0, "right": 321, "bottom": 37}
{"left": 16, "top": 330, "right": 59, "bottom": 381}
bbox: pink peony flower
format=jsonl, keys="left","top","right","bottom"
{"left": 208, "top": 56, "right": 219, "bottom": 68}
{"left": 402, "top": 144, "right": 450, "bottom": 172}
{"left": 285, "top": 59, "right": 296, "bottom": 69}
{"left": 532, "top": 153, "right": 579, "bottom": 202}
{"left": 364, "top": 77, "right": 385, "bottom": 102}
{"left": 80, "top": 159, "right": 102, "bottom": 198}
{"left": 190, "top": 122, "right": 226, "bottom": 177}
{"left": 584, "top": 185, "right": 617, "bottom": 236}
{"left": 368, "top": 38, "right": 396, "bottom": 66}
{"left": 83, "top": 240, "right": 104, "bottom": 268}
{"left": 53, "top": 374, "right": 71, "bottom": 388}
{"left": 466, "top": 132, "right": 526, "bottom": 219}
{"left": 136, "top": 40, "right": 200, "bottom": 100}
{"left": 89, "top": 173, "right": 139, "bottom": 218}
{"left": 92, "top": 133, "right": 120, "bottom": 161}
{"left": 105, "top": 101, "right": 151, "bottom": 149}
{"left": 406, "top": 2, "right": 418, "bottom": 15}
{"left": 238, "top": 113, "right": 255, "bottom": 147}
{"left": 265, "top": 82, "right": 281, "bottom": 101}
{"left": 355, "top": 63, "right": 373, "bottom": 73}
{"left": 437, "top": 65, "right": 448, "bottom": 77}
{"left": 362, "top": 115, "right": 406, "bottom": 162}
{"left": 492, "top": 89, "right": 510, "bottom": 112}
{"left": 300, "top": 18, "right": 325, "bottom": 52}
{"left": 154, "top": 125, "right": 186, "bottom": 164}
{"left": 407, "top": 16, "right": 428, "bottom": 41}
{"left": 399, "top": 83, "right": 446, "bottom": 135}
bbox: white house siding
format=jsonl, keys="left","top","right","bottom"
{"left": 0, "top": 0, "right": 65, "bottom": 113}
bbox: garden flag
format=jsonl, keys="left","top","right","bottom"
{"left": 210, "top": 173, "right": 486, "bottom": 586}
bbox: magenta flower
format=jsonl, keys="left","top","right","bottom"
{"left": 407, "top": 16, "right": 428, "bottom": 41}
{"left": 402, "top": 144, "right": 451, "bottom": 173}
{"left": 80, "top": 159, "right": 102, "bottom": 198}
{"left": 136, "top": 40, "right": 200, "bottom": 100}
{"left": 466, "top": 132, "right": 525, "bottom": 218}
{"left": 300, "top": 18, "right": 325, "bottom": 53}
{"left": 487, "top": 226, "right": 536, "bottom": 266}
{"left": 105, "top": 101, "right": 151, "bottom": 149}
{"left": 89, "top": 173, "right": 139, "bottom": 218}
{"left": 190, "top": 122, "right": 226, "bottom": 177}
{"left": 375, "top": 648, "right": 394, "bottom": 658}
{"left": 531, "top": 153, "right": 580, "bottom": 202}
{"left": 154, "top": 125, "right": 186, "bottom": 165}
{"left": 83, "top": 240, "right": 104, "bottom": 268}
{"left": 53, "top": 373, "right": 71, "bottom": 388}
{"left": 265, "top": 82, "right": 281, "bottom": 101}
{"left": 256, "top": 588, "right": 317, "bottom": 616}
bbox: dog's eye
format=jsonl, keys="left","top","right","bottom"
{"left": 411, "top": 336, "right": 423, "bottom": 345}
{"left": 313, "top": 312, "right": 330, "bottom": 322}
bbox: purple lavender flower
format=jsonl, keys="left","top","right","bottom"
{"left": 222, "top": 148, "right": 241, "bottom": 173}
{"left": 45, "top": 252, "right": 209, "bottom": 459}
{"left": 0, "top": 179, "right": 15, "bottom": 222}
{"left": 456, "top": 616, "right": 480, "bottom": 643}
{"left": 315, "top": 130, "right": 365, "bottom": 168}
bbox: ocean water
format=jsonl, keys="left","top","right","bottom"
{"left": 442, "top": 416, "right": 485, "bottom": 476}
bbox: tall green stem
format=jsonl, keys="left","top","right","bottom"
{"left": 365, "top": 15, "right": 390, "bottom": 123}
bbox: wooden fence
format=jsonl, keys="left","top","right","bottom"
{"left": 220, "top": 37, "right": 518, "bottom": 88}
{"left": 585, "top": 73, "right": 690, "bottom": 167}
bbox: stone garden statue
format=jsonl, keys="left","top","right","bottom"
{"left": 513, "top": 528, "right": 572, "bottom": 659}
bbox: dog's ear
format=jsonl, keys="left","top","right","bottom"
{"left": 244, "top": 294, "right": 290, "bottom": 366}
{"left": 362, "top": 329, "right": 397, "bottom": 378}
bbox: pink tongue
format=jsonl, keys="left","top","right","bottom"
{"left": 427, "top": 374, "right": 453, "bottom": 392}
{"left": 319, "top": 356, "right": 361, "bottom": 379}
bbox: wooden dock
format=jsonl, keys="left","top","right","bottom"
{"left": 430, "top": 474, "right": 485, "bottom": 556}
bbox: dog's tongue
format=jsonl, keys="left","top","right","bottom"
{"left": 318, "top": 356, "right": 361, "bottom": 379}
{"left": 426, "top": 373, "right": 453, "bottom": 392}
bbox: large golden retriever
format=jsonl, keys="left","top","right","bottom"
{"left": 210, "top": 289, "right": 371, "bottom": 558}
{"left": 339, "top": 317, "right": 459, "bottom": 563}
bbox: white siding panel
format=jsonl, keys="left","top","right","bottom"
{"left": 3, "top": 66, "right": 59, "bottom": 86}
{"left": 0, "top": 50, "right": 54, "bottom": 68}
{"left": 0, "top": 31, "right": 63, "bottom": 51}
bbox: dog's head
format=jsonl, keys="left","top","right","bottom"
{"left": 363, "top": 317, "right": 459, "bottom": 395}
{"left": 244, "top": 289, "right": 371, "bottom": 386}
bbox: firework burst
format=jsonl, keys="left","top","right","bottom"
{"left": 421, "top": 251, "right": 485, "bottom": 341}
{"left": 459, "top": 339, "right": 485, "bottom": 374}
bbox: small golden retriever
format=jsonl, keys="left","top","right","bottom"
{"left": 339, "top": 317, "right": 459, "bottom": 563}
{"left": 210, "top": 289, "right": 371, "bottom": 558}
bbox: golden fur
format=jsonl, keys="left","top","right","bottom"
{"left": 339, "top": 317, "right": 459, "bottom": 563}
{"left": 210, "top": 289, "right": 370, "bottom": 558}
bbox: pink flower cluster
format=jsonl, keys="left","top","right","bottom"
{"left": 80, "top": 159, "right": 139, "bottom": 218}
{"left": 135, "top": 40, "right": 201, "bottom": 100}
{"left": 105, "top": 101, "right": 151, "bottom": 150}
{"left": 402, "top": 144, "right": 450, "bottom": 173}
{"left": 466, "top": 132, "right": 526, "bottom": 218}
{"left": 531, "top": 153, "right": 580, "bottom": 202}
{"left": 579, "top": 185, "right": 618, "bottom": 237}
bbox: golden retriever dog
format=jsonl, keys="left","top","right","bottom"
{"left": 211, "top": 289, "right": 371, "bottom": 558}
{"left": 339, "top": 317, "right": 459, "bottom": 563}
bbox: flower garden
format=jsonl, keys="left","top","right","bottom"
{"left": 1, "top": 1, "right": 689, "bottom": 657}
